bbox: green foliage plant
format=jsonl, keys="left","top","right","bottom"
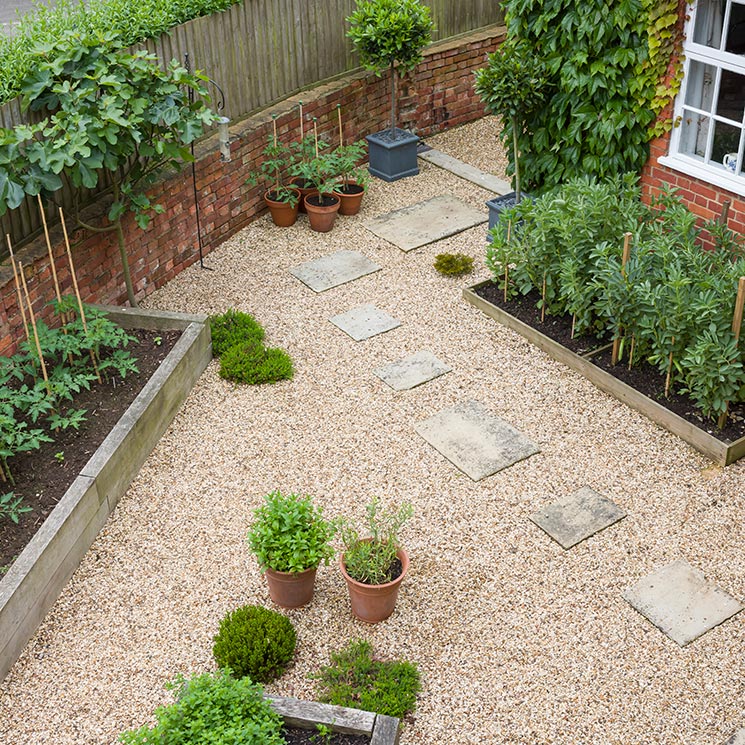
{"left": 433, "top": 252, "right": 474, "bottom": 277}
{"left": 246, "top": 131, "right": 299, "bottom": 207}
{"left": 218, "top": 342, "right": 294, "bottom": 385}
{"left": 212, "top": 605, "right": 297, "bottom": 683}
{"left": 0, "top": 31, "right": 217, "bottom": 307}
{"left": 0, "top": 492, "right": 32, "bottom": 524}
{"left": 311, "top": 639, "right": 420, "bottom": 719}
{"left": 340, "top": 498, "right": 413, "bottom": 585}
{"left": 246, "top": 490, "right": 337, "bottom": 574}
{"left": 0, "top": 0, "right": 240, "bottom": 107}
{"left": 119, "top": 668, "right": 285, "bottom": 744}
{"left": 474, "top": 39, "right": 550, "bottom": 201}
{"left": 290, "top": 148, "right": 339, "bottom": 206}
{"left": 332, "top": 140, "right": 369, "bottom": 192}
{"left": 210, "top": 309, "right": 265, "bottom": 357}
{"left": 347, "top": 0, "right": 433, "bottom": 134}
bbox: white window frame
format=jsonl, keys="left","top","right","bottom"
{"left": 660, "top": 0, "right": 745, "bottom": 197}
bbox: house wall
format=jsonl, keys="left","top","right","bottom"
{"left": 0, "top": 25, "right": 505, "bottom": 356}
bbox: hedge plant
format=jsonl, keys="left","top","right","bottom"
{"left": 486, "top": 174, "right": 745, "bottom": 423}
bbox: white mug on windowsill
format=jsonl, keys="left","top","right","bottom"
{"left": 723, "top": 152, "right": 738, "bottom": 174}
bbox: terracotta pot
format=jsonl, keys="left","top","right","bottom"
{"left": 340, "top": 546, "right": 409, "bottom": 623}
{"left": 264, "top": 566, "right": 317, "bottom": 608}
{"left": 305, "top": 194, "right": 340, "bottom": 233}
{"left": 332, "top": 182, "right": 366, "bottom": 216}
{"left": 264, "top": 188, "right": 300, "bottom": 227}
{"left": 291, "top": 179, "right": 317, "bottom": 213}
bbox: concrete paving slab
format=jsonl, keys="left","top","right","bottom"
{"left": 373, "top": 350, "right": 451, "bottom": 391}
{"left": 418, "top": 149, "right": 512, "bottom": 194}
{"left": 414, "top": 400, "right": 540, "bottom": 481}
{"left": 724, "top": 729, "right": 745, "bottom": 745}
{"left": 623, "top": 559, "right": 743, "bottom": 646}
{"left": 289, "top": 250, "right": 381, "bottom": 293}
{"left": 329, "top": 304, "right": 401, "bottom": 341}
{"left": 529, "top": 486, "right": 626, "bottom": 549}
{"left": 365, "top": 194, "right": 487, "bottom": 252}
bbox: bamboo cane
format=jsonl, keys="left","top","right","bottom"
{"left": 717, "top": 276, "right": 745, "bottom": 428}
{"left": 299, "top": 101, "right": 304, "bottom": 142}
{"left": 19, "top": 264, "right": 51, "bottom": 395}
{"left": 6, "top": 235, "right": 29, "bottom": 341}
{"left": 37, "top": 194, "right": 62, "bottom": 304}
{"left": 504, "top": 220, "right": 512, "bottom": 303}
{"left": 541, "top": 273, "right": 547, "bottom": 323}
{"left": 664, "top": 336, "right": 675, "bottom": 398}
{"left": 612, "top": 232, "right": 633, "bottom": 365}
{"left": 337, "top": 104, "right": 343, "bottom": 147}
{"left": 628, "top": 334, "right": 636, "bottom": 370}
{"left": 571, "top": 314, "right": 576, "bottom": 339}
{"left": 272, "top": 114, "right": 278, "bottom": 147}
{"left": 313, "top": 117, "right": 319, "bottom": 158}
{"left": 60, "top": 208, "right": 101, "bottom": 382}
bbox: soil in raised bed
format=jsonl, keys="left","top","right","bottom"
{"left": 0, "top": 328, "right": 181, "bottom": 573}
{"left": 473, "top": 281, "right": 745, "bottom": 442}
{"left": 282, "top": 726, "right": 369, "bottom": 744}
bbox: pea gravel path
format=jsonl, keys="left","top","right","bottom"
{"left": 1, "top": 117, "right": 744, "bottom": 744}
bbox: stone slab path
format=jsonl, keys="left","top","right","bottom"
{"left": 364, "top": 194, "right": 487, "bottom": 252}
{"left": 529, "top": 487, "right": 626, "bottom": 549}
{"left": 623, "top": 559, "right": 743, "bottom": 646}
{"left": 328, "top": 304, "right": 401, "bottom": 342}
{"left": 373, "top": 351, "right": 451, "bottom": 391}
{"left": 289, "top": 250, "right": 381, "bottom": 292}
{"left": 724, "top": 728, "right": 745, "bottom": 745}
{"left": 418, "top": 148, "right": 512, "bottom": 194}
{"left": 414, "top": 399, "right": 540, "bottom": 481}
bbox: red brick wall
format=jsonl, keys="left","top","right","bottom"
{"left": 0, "top": 26, "right": 506, "bottom": 356}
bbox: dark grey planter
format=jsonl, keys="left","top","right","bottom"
{"left": 486, "top": 191, "right": 532, "bottom": 241}
{"left": 367, "top": 128, "right": 419, "bottom": 182}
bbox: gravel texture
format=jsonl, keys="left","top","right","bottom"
{"left": 1, "top": 117, "right": 744, "bottom": 745}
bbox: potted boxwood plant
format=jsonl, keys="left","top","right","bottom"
{"left": 347, "top": 0, "right": 433, "bottom": 182}
{"left": 331, "top": 139, "right": 369, "bottom": 215}
{"left": 247, "top": 134, "right": 300, "bottom": 227}
{"left": 339, "top": 498, "right": 413, "bottom": 623}
{"left": 291, "top": 150, "right": 341, "bottom": 232}
{"left": 474, "top": 38, "right": 550, "bottom": 229}
{"left": 247, "top": 490, "right": 337, "bottom": 608}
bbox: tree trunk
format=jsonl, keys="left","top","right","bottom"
{"left": 115, "top": 219, "right": 137, "bottom": 307}
{"left": 390, "top": 60, "right": 397, "bottom": 134}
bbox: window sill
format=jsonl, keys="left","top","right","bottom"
{"left": 657, "top": 155, "right": 745, "bottom": 198}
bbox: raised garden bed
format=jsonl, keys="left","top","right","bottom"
{"left": 464, "top": 280, "right": 745, "bottom": 466}
{"left": 0, "top": 305, "right": 211, "bottom": 682}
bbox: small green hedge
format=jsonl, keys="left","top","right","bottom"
{"left": 0, "top": 0, "right": 240, "bottom": 106}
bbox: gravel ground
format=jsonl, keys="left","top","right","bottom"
{"left": 1, "top": 117, "right": 744, "bottom": 745}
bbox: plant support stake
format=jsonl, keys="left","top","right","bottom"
{"left": 611, "top": 232, "right": 633, "bottom": 365}
{"left": 19, "top": 264, "right": 51, "bottom": 395}
{"left": 337, "top": 104, "right": 344, "bottom": 146}
{"left": 6, "top": 235, "right": 29, "bottom": 341}
{"left": 717, "top": 275, "right": 745, "bottom": 428}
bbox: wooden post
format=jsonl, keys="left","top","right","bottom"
{"left": 612, "top": 232, "right": 633, "bottom": 365}
{"left": 719, "top": 199, "right": 731, "bottom": 226}
{"left": 6, "top": 235, "right": 29, "bottom": 341}
{"left": 337, "top": 104, "right": 343, "bottom": 147}
{"left": 717, "top": 276, "right": 745, "bottom": 428}
{"left": 19, "top": 264, "right": 51, "bottom": 394}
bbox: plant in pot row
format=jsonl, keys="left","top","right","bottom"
{"left": 246, "top": 490, "right": 412, "bottom": 623}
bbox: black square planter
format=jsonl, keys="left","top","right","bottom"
{"left": 366, "top": 128, "right": 420, "bottom": 182}
{"left": 486, "top": 191, "right": 518, "bottom": 230}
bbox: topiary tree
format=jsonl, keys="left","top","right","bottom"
{"left": 347, "top": 0, "right": 433, "bottom": 135}
{"left": 0, "top": 30, "right": 216, "bottom": 306}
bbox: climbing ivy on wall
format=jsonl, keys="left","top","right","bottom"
{"left": 500, "top": 0, "right": 683, "bottom": 191}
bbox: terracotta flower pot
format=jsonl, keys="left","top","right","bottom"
{"left": 264, "top": 188, "right": 300, "bottom": 227}
{"left": 291, "top": 179, "right": 317, "bottom": 213}
{"left": 305, "top": 194, "right": 340, "bottom": 233}
{"left": 264, "top": 566, "right": 317, "bottom": 608}
{"left": 340, "top": 546, "right": 409, "bottom": 623}
{"left": 332, "top": 182, "right": 366, "bottom": 216}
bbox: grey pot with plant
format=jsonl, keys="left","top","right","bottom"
{"left": 246, "top": 490, "right": 337, "bottom": 608}
{"left": 474, "top": 39, "right": 550, "bottom": 228}
{"left": 339, "top": 498, "right": 413, "bottom": 623}
{"left": 347, "top": 0, "right": 433, "bottom": 182}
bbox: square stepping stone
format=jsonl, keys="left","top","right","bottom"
{"left": 529, "top": 487, "right": 626, "bottom": 550}
{"left": 365, "top": 194, "right": 487, "bottom": 252}
{"left": 724, "top": 729, "right": 745, "bottom": 745}
{"left": 623, "top": 559, "right": 743, "bottom": 646}
{"left": 414, "top": 400, "right": 539, "bottom": 481}
{"left": 289, "top": 250, "right": 381, "bottom": 292}
{"left": 374, "top": 351, "right": 451, "bottom": 391}
{"left": 329, "top": 304, "right": 401, "bottom": 341}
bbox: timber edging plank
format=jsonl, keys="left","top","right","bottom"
{"left": 0, "top": 306, "right": 211, "bottom": 683}
{"left": 463, "top": 281, "right": 744, "bottom": 466}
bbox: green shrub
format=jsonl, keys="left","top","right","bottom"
{"left": 311, "top": 639, "right": 420, "bottom": 719}
{"left": 119, "top": 668, "right": 285, "bottom": 745}
{"left": 219, "top": 343, "right": 294, "bottom": 385}
{"left": 247, "top": 490, "right": 337, "bottom": 573}
{"left": 210, "top": 309, "right": 266, "bottom": 357}
{"left": 433, "top": 252, "right": 474, "bottom": 277}
{"left": 213, "top": 605, "right": 296, "bottom": 683}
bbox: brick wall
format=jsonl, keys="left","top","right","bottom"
{"left": 0, "top": 25, "right": 506, "bottom": 356}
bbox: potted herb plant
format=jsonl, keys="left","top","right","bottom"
{"left": 331, "top": 140, "right": 369, "bottom": 215}
{"left": 339, "top": 498, "right": 413, "bottom": 623}
{"left": 247, "top": 132, "right": 300, "bottom": 227}
{"left": 474, "top": 38, "right": 550, "bottom": 228}
{"left": 347, "top": 0, "right": 433, "bottom": 182}
{"left": 291, "top": 150, "right": 342, "bottom": 232}
{"left": 246, "top": 490, "right": 337, "bottom": 608}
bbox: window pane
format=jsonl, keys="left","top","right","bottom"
{"left": 680, "top": 109, "right": 711, "bottom": 158}
{"left": 684, "top": 60, "right": 717, "bottom": 111}
{"left": 711, "top": 120, "right": 742, "bottom": 165}
{"left": 724, "top": 1, "right": 745, "bottom": 53}
{"left": 693, "top": 0, "right": 725, "bottom": 48}
{"left": 717, "top": 68, "right": 745, "bottom": 121}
